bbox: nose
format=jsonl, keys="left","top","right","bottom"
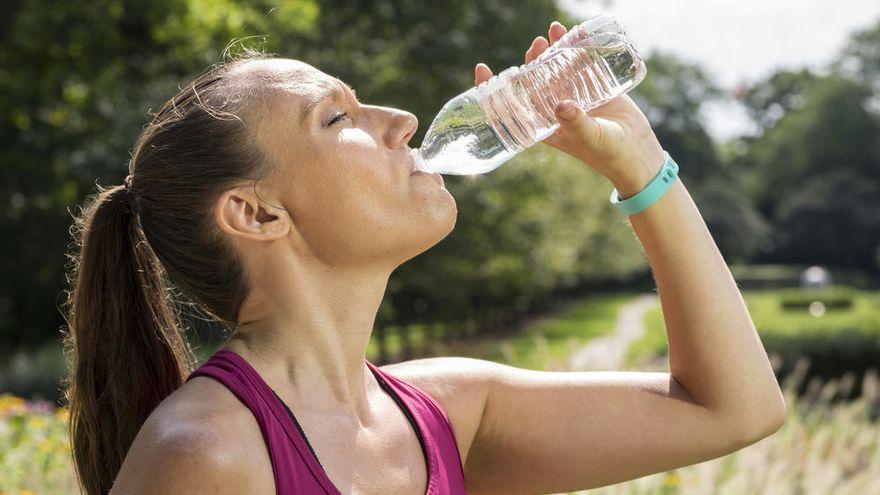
{"left": 383, "top": 108, "right": 419, "bottom": 149}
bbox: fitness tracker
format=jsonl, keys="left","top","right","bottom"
{"left": 609, "top": 151, "right": 679, "bottom": 216}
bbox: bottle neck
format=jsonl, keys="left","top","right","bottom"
{"left": 410, "top": 147, "right": 432, "bottom": 173}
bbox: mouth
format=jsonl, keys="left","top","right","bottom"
{"left": 412, "top": 169, "right": 444, "bottom": 187}
{"left": 405, "top": 149, "right": 444, "bottom": 186}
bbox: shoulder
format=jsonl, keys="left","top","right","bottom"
{"left": 379, "top": 357, "right": 504, "bottom": 466}
{"left": 110, "top": 376, "right": 275, "bottom": 494}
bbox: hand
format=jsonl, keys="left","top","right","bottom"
{"left": 474, "top": 21, "right": 666, "bottom": 193}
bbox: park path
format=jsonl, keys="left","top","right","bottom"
{"left": 567, "top": 294, "right": 659, "bottom": 371}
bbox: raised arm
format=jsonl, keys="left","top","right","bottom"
{"left": 449, "top": 21, "right": 787, "bottom": 494}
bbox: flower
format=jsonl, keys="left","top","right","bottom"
{"left": 0, "top": 393, "right": 27, "bottom": 416}
{"left": 55, "top": 406, "right": 70, "bottom": 422}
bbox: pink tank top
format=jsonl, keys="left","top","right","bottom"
{"left": 186, "top": 349, "right": 468, "bottom": 494}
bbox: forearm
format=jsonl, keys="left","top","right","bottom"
{"left": 611, "top": 159, "right": 786, "bottom": 432}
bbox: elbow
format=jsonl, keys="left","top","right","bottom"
{"left": 768, "top": 396, "right": 788, "bottom": 433}
{"left": 736, "top": 397, "right": 788, "bottom": 445}
{"left": 763, "top": 386, "right": 789, "bottom": 433}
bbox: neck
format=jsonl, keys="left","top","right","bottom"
{"left": 223, "top": 253, "right": 393, "bottom": 422}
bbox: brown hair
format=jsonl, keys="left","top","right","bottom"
{"left": 60, "top": 49, "right": 272, "bottom": 494}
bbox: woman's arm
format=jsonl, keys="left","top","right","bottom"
{"left": 616, "top": 160, "right": 787, "bottom": 424}
{"left": 448, "top": 21, "right": 786, "bottom": 494}
{"left": 477, "top": 19, "right": 786, "bottom": 430}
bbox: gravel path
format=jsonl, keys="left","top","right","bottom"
{"left": 566, "top": 294, "right": 659, "bottom": 371}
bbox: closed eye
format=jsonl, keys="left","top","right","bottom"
{"left": 326, "top": 112, "right": 348, "bottom": 127}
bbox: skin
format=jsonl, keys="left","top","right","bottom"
{"left": 112, "top": 21, "right": 786, "bottom": 495}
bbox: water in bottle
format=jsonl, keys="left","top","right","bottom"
{"left": 410, "top": 15, "right": 647, "bottom": 175}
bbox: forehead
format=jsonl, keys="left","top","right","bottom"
{"left": 230, "top": 58, "right": 343, "bottom": 122}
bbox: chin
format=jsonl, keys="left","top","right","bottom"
{"left": 400, "top": 201, "right": 457, "bottom": 263}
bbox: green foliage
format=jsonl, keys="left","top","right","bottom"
{"left": 631, "top": 51, "right": 725, "bottom": 184}
{"left": 744, "top": 76, "right": 880, "bottom": 214}
{"left": 2, "top": 0, "right": 608, "bottom": 351}
{"left": 835, "top": 17, "right": 880, "bottom": 93}
{"left": 368, "top": 292, "right": 637, "bottom": 371}
{"left": 736, "top": 44, "right": 880, "bottom": 270}
{"left": 772, "top": 169, "right": 880, "bottom": 271}
{"left": 726, "top": 19, "right": 880, "bottom": 272}
{"left": 778, "top": 285, "right": 856, "bottom": 310}
{"left": 741, "top": 69, "right": 822, "bottom": 131}
{"left": 4, "top": 0, "right": 879, "bottom": 360}
{"left": 632, "top": 52, "right": 769, "bottom": 262}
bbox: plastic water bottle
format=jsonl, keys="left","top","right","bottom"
{"left": 410, "top": 15, "right": 647, "bottom": 175}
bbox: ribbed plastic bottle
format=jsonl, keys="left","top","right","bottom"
{"left": 410, "top": 14, "right": 647, "bottom": 175}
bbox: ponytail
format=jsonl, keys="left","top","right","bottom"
{"left": 61, "top": 183, "right": 193, "bottom": 494}
{"left": 60, "top": 50, "right": 271, "bottom": 494}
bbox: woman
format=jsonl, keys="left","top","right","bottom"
{"left": 63, "top": 20, "right": 786, "bottom": 495}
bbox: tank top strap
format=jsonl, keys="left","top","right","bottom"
{"left": 186, "top": 349, "right": 337, "bottom": 494}
{"left": 186, "top": 348, "right": 468, "bottom": 494}
{"left": 364, "top": 360, "right": 468, "bottom": 494}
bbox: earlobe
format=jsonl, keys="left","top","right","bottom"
{"left": 214, "top": 187, "right": 290, "bottom": 242}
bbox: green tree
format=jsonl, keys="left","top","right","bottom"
{"left": 743, "top": 75, "right": 879, "bottom": 219}
{"left": 737, "top": 18, "right": 880, "bottom": 271}
{"left": 631, "top": 52, "right": 768, "bottom": 262}
{"left": 4, "top": 0, "right": 615, "bottom": 352}
{"left": 773, "top": 170, "right": 880, "bottom": 271}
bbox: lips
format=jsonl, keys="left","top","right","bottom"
{"left": 404, "top": 150, "right": 443, "bottom": 186}
{"left": 413, "top": 169, "right": 444, "bottom": 186}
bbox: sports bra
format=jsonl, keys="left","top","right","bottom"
{"left": 186, "top": 348, "right": 468, "bottom": 494}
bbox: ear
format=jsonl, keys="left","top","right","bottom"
{"left": 214, "top": 184, "right": 290, "bottom": 242}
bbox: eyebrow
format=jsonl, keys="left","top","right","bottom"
{"left": 300, "top": 82, "right": 358, "bottom": 124}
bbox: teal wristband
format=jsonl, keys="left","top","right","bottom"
{"left": 609, "top": 151, "right": 679, "bottom": 216}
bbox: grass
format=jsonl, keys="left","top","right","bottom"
{"left": 420, "top": 292, "right": 639, "bottom": 370}
{"left": 625, "top": 287, "right": 880, "bottom": 368}
{"left": 746, "top": 287, "right": 880, "bottom": 335}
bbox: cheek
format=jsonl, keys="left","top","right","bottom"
{"left": 337, "top": 127, "right": 399, "bottom": 184}
{"left": 338, "top": 128, "right": 379, "bottom": 154}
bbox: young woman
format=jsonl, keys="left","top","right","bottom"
{"left": 62, "top": 20, "right": 786, "bottom": 495}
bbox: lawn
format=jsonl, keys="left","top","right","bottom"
{"left": 626, "top": 286, "right": 880, "bottom": 370}
{"left": 404, "top": 291, "right": 639, "bottom": 370}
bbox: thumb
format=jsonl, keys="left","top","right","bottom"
{"left": 554, "top": 100, "right": 601, "bottom": 144}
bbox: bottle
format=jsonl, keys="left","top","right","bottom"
{"left": 410, "top": 14, "right": 647, "bottom": 175}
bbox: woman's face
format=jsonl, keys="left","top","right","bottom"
{"left": 236, "top": 58, "right": 457, "bottom": 268}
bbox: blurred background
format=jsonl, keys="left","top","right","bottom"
{"left": 2, "top": 0, "right": 879, "bottom": 493}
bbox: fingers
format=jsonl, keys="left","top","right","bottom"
{"left": 554, "top": 99, "right": 601, "bottom": 145}
{"left": 525, "top": 36, "right": 550, "bottom": 64}
{"left": 549, "top": 21, "right": 567, "bottom": 44}
{"left": 474, "top": 63, "right": 494, "bottom": 86}
{"left": 526, "top": 21, "right": 569, "bottom": 64}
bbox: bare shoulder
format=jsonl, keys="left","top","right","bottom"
{"left": 379, "top": 356, "right": 504, "bottom": 466}
{"left": 110, "top": 376, "right": 274, "bottom": 494}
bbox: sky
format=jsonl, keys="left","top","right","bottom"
{"left": 560, "top": 0, "right": 880, "bottom": 140}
